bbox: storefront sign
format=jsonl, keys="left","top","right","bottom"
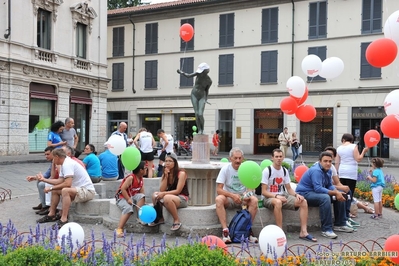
{"left": 145, "top": 117, "right": 161, "bottom": 121}
{"left": 180, "top": 117, "right": 196, "bottom": 121}
{"left": 352, "top": 113, "right": 386, "bottom": 118}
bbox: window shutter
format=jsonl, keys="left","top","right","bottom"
{"left": 318, "top": 2, "right": 327, "bottom": 37}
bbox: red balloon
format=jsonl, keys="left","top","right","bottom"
{"left": 291, "top": 87, "right": 308, "bottom": 105}
{"left": 384, "top": 235, "right": 399, "bottom": 264}
{"left": 295, "top": 104, "right": 316, "bottom": 122}
{"left": 280, "top": 97, "right": 298, "bottom": 115}
{"left": 364, "top": 129, "right": 381, "bottom": 148}
{"left": 366, "top": 38, "right": 398, "bottom": 68}
{"left": 381, "top": 114, "right": 399, "bottom": 138}
{"left": 180, "top": 23, "right": 194, "bottom": 42}
{"left": 201, "top": 235, "right": 228, "bottom": 254}
{"left": 294, "top": 165, "right": 308, "bottom": 183}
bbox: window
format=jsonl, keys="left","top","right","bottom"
{"left": 181, "top": 18, "right": 194, "bottom": 51}
{"left": 145, "top": 60, "right": 158, "bottom": 89}
{"left": 37, "top": 9, "right": 51, "bottom": 49}
{"left": 179, "top": 57, "right": 194, "bottom": 87}
{"left": 219, "top": 13, "right": 234, "bottom": 48}
{"left": 76, "top": 23, "right": 87, "bottom": 58}
{"left": 112, "top": 63, "right": 124, "bottom": 91}
{"left": 219, "top": 54, "right": 234, "bottom": 85}
{"left": 145, "top": 23, "right": 158, "bottom": 54}
{"left": 309, "top": 1, "right": 327, "bottom": 39}
{"left": 260, "top": 51, "right": 278, "bottom": 83}
{"left": 307, "top": 46, "right": 326, "bottom": 81}
{"left": 262, "top": 8, "right": 278, "bottom": 43}
{"left": 362, "top": 0, "right": 382, "bottom": 34}
{"left": 112, "top": 27, "right": 124, "bottom": 57}
{"left": 360, "top": 42, "right": 381, "bottom": 78}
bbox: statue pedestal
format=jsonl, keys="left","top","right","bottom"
{"left": 191, "top": 134, "right": 210, "bottom": 164}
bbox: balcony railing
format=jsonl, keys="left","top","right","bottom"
{"left": 34, "top": 49, "right": 57, "bottom": 64}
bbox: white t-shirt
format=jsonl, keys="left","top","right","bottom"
{"left": 61, "top": 157, "right": 95, "bottom": 191}
{"left": 161, "top": 134, "right": 174, "bottom": 153}
{"left": 216, "top": 163, "right": 246, "bottom": 194}
{"left": 337, "top": 144, "right": 358, "bottom": 180}
{"left": 261, "top": 166, "right": 290, "bottom": 195}
{"left": 138, "top": 131, "right": 154, "bottom": 153}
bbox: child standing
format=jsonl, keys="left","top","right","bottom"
{"left": 366, "top": 158, "right": 385, "bottom": 219}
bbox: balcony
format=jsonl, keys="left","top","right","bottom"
{"left": 34, "top": 49, "right": 57, "bottom": 64}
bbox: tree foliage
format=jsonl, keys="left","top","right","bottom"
{"left": 108, "top": 0, "right": 142, "bottom": 10}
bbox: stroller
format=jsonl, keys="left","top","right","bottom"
{"left": 177, "top": 140, "right": 192, "bottom": 156}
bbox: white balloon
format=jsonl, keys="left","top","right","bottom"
{"left": 258, "top": 224, "right": 287, "bottom": 259}
{"left": 57, "top": 222, "right": 85, "bottom": 246}
{"left": 384, "top": 10, "right": 399, "bottom": 47}
{"left": 107, "top": 135, "right": 126, "bottom": 156}
{"left": 286, "top": 76, "right": 306, "bottom": 98}
{"left": 290, "top": 182, "right": 297, "bottom": 192}
{"left": 319, "top": 57, "right": 344, "bottom": 79}
{"left": 301, "top": 54, "right": 322, "bottom": 77}
{"left": 384, "top": 89, "right": 399, "bottom": 115}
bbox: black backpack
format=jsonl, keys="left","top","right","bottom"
{"left": 228, "top": 209, "right": 252, "bottom": 243}
{"left": 255, "top": 166, "right": 287, "bottom": 195}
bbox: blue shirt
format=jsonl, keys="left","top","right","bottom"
{"left": 47, "top": 131, "right": 63, "bottom": 148}
{"left": 98, "top": 149, "right": 118, "bottom": 178}
{"left": 370, "top": 168, "right": 385, "bottom": 189}
{"left": 82, "top": 153, "right": 102, "bottom": 177}
{"left": 296, "top": 163, "right": 336, "bottom": 195}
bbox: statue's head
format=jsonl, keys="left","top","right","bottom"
{"left": 196, "top": 62, "right": 210, "bottom": 74}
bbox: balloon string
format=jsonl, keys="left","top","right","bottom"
{"left": 180, "top": 42, "right": 188, "bottom": 71}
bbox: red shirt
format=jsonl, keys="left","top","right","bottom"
{"left": 116, "top": 174, "right": 143, "bottom": 199}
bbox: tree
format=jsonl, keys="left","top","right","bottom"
{"left": 108, "top": 0, "right": 142, "bottom": 10}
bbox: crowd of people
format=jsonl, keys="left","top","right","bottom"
{"left": 27, "top": 122, "right": 381, "bottom": 244}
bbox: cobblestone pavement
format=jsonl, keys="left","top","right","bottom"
{"left": 1, "top": 162, "right": 399, "bottom": 257}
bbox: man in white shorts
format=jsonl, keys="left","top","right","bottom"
{"left": 36, "top": 148, "right": 96, "bottom": 229}
{"left": 215, "top": 147, "right": 258, "bottom": 244}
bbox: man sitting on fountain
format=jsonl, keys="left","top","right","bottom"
{"left": 215, "top": 147, "right": 258, "bottom": 244}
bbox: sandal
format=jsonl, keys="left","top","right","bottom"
{"left": 36, "top": 215, "right": 57, "bottom": 224}
{"left": 52, "top": 219, "right": 69, "bottom": 230}
{"left": 349, "top": 213, "right": 356, "bottom": 218}
{"left": 148, "top": 220, "right": 164, "bottom": 227}
{"left": 365, "top": 207, "right": 375, "bottom": 214}
{"left": 171, "top": 222, "right": 182, "bottom": 231}
{"left": 370, "top": 215, "right": 378, "bottom": 219}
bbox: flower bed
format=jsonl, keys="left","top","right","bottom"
{"left": 0, "top": 221, "right": 397, "bottom": 266}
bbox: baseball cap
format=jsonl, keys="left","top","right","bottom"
{"left": 196, "top": 62, "right": 210, "bottom": 73}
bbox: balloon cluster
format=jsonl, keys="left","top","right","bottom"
{"left": 381, "top": 90, "right": 399, "bottom": 138}
{"left": 192, "top": 125, "right": 197, "bottom": 136}
{"left": 106, "top": 135, "right": 142, "bottom": 171}
{"left": 365, "top": 11, "right": 399, "bottom": 68}
{"left": 282, "top": 54, "right": 345, "bottom": 123}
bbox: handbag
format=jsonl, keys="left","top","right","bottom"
{"left": 294, "top": 142, "right": 301, "bottom": 149}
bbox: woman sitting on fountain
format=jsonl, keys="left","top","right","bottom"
{"left": 149, "top": 153, "right": 189, "bottom": 231}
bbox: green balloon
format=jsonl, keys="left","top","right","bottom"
{"left": 260, "top": 159, "right": 273, "bottom": 170}
{"left": 192, "top": 125, "right": 197, "bottom": 132}
{"left": 121, "top": 147, "right": 141, "bottom": 171}
{"left": 193, "top": 132, "right": 197, "bottom": 135}
{"left": 220, "top": 158, "right": 229, "bottom": 162}
{"left": 238, "top": 160, "right": 262, "bottom": 189}
{"left": 395, "top": 194, "right": 399, "bottom": 211}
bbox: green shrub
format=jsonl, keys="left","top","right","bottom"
{"left": 0, "top": 245, "right": 72, "bottom": 266}
{"left": 150, "top": 243, "right": 236, "bottom": 266}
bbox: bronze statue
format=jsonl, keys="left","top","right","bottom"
{"left": 177, "top": 62, "right": 212, "bottom": 134}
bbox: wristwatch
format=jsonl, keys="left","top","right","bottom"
{"left": 50, "top": 187, "right": 53, "bottom": 191}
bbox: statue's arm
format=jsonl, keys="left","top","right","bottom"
{"left": 177, "top": 69, "right": 197, "bottom": 78}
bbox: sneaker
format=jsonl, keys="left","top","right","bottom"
{"left": 248, "top": 235, "right": 258, "bottom": 243}
{"left": 345, "top": 221, "right": 357, "bottom": 232}
{"left": 116, "top": 228, "right": 124, "bottom": 238}
{"left": 222, "top": 229, "right": 231, "bottom": 244}
{"left": 334, "top": 225, "right": 354, "bottom": 233}
{"left": 348, "top": 218, "right": 360, "bottom": 227}
{"left": 321, "top": 230, "right": 338, "bottom": 239}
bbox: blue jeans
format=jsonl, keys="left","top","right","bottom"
{"left": 300, "top": 191, "right": 347, "bottom": 232}
{"left": 291, "top": 146, "right": 299, "bottom": 161}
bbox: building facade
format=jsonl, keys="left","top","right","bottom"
{"left": 107, "top": 0, "right": 399, "bottom": 159}
{"left": 0, "top": 0, "right": 109, "bottom": 155}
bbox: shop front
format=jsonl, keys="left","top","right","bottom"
{"left": 140, "top": 115, "right": 162, "bottom": 137}
{"left": 174, "top": 114, "right": 196, "bottom": 143}
{"left": 254, "top": 109, "right": 283, "bottom": 154}
{"left": 300, "top": 108, "right": 333, "bottom": 155}
{"left": 352, "top": 107, "right": 388, "bottom": 158}
{"left": 70, "top": 89, "right": 92, "bottom": 151}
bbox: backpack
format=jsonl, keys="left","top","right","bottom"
{"left": 228, "top": 209, "right": 252, "bottom": 243}
{"left": 255, "top": 166, "right": 287, "bottom": 195}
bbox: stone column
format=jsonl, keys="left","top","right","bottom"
{"left": 191, "top": 134, "right": 210, "bottom": 164}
